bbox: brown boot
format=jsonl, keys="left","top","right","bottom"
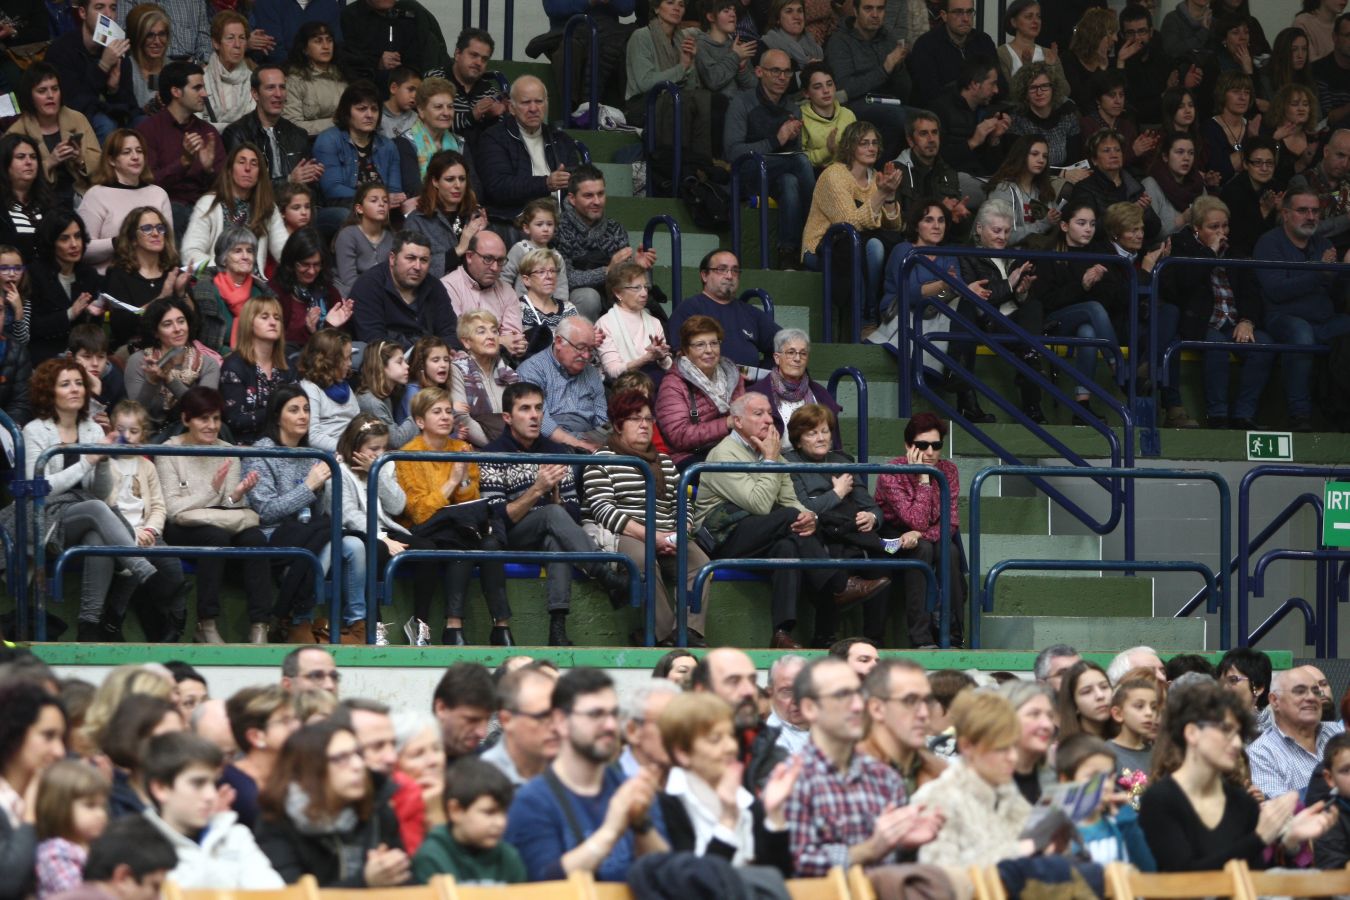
{"left": 285, "top": 621, "right": 317, "bottom": 644}
{"left": 340, "top": 621, "right": 367, "bottom": 645}
{"left": 832, "top": 576, "right": 892, "bottom": 607}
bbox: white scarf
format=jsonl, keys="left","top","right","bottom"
{"left": 600, "top": 306, "right": 672, "bottom": 372}
{"left": 665, "top": 767, "right": 756, "bottom": 866}
{"left": 204, "top": 54, "right": 256, "bottom": 127}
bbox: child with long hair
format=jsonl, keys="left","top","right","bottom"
{"left": 401, "top": 335, "right": 459, "bottom": 428}
{"left": 501, "top": 198, "right": 569, "bottom": 302}
{"left": 34, "top": 760, "right": 111, "bottom": 898}
{"left": 0, "top": 244, "right": 30, "bottom": 344}
{"left": 356, "top": 340, "right": 416, "bottom": 447}
{"left": 297, "top": 327, "right": 359, "bottom": 452}
{"left": 333, "top": 183, "right": 393, "bottom": 295}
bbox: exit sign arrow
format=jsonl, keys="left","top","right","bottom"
{"left": 1247, "top": 431, "right": 1292, "bottom": 462}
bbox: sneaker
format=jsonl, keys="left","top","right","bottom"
{"left": 882, "top": 536, "right": 903, "bottom": 555}
{"left": 403, "top": 616, "right": 431, "bottom": 647}
{"left": 374, "top": 622, "right": 393, "bottom": 647}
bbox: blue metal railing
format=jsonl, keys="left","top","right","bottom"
{"left": 1237, "top": 465, "right": 1350, "bottom": 656}
{"left": 643, "top": 216, "right": 682, "bottom": 305}
{"left": 560, "top": 15, "right": 599, "bottom": 130}
{"left": 730, "top": 152, "right": 770, "bottom": 270}
{"left": 820, "top": 223, "right": 862, "bottom": 344}
{"left": 644, "top": 82, "right": 682, "bottom": 197}
{"left": 675, "top": 461, "right": 952, "bottom": 647}
{"left": 739, "top": 288, "right": 774, "bottom": 317}
{"left": 31, "top": 444, "right": 343, "bottom": 643}
{"left": 827, "top": 366, "right": 869, "bottom": 462}
{"left": 899, "top": 246, "right": 1138, "bottom": 556}
{"left": 365, "top": 452, "right": 661, "bottom": 645}
{"left": 969, "top": 465, "right": 1230, "bottom": 649}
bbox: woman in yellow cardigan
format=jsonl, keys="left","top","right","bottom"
{"left": 800, "top": 120, "right": 904, "bottom": 330}
{"left": 395, "top": 386, "right": 514, "bottom": 647}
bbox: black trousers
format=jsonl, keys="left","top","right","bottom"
{"left": 163, "top": 522, "right": 273, "bottom": 623}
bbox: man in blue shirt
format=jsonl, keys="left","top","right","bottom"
{"left": 1253, "top": 190, "right": 1350, "bottom": 431}
{"left": 506, "top": 668, "right": 669, "bottom": 881}
{"left": 515, "top": 317, "right": 608, "bottom": 452}
{"left": 667, "top": 250, "right": 781, "bottom": 371}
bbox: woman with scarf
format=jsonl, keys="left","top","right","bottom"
{"left": 395, "top": 79, "right": 466, "bottom": 217}
{"left": 583, "top": 389, "right": 711, "bottom": 647}
{"left": 189, "top": 226, "right": 279, "bottom": 354}
{"left": 202, "top": 12, "right": 255, "bottom": 129}
{"left": 180, "top": 143, "right": 289, "bottom": 272}
{"left": 450, "top": 310, "right": 519, "bottom": 447}
{"left": 125, "top": 297, "right": 223, "bottom": 433}
{"left": 282, "top": 22, "right": 349, "bottom": 137}
{"left": 256, "top": 721, "right": 411, "bottom": 887}
{"left": 596, "top": 260, "right": 670, "bottom": 382}
{"left": 624, "top": 0, "right": 715, "bottom": 173}
{"left": 1142, "top": 133, "right": 1207, "bottom": 240}
{"left": 748, "top": 328, "right": 841, "bottom": 444}
{"left": 269, "top": 228, "right": 352, "bottom": 356}
{"left": 655, "top": 315, "right": 746, "bottom": 469}
{"left": 403, "top": 150, "right": 486, "bottom": 281}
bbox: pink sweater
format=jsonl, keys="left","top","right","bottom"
{"left": 874, "top": 456, "right": 960, "bottom": 543}
{"left": 77, "top": 184, "right": 174, "bottom": 272}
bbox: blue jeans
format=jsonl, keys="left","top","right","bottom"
{"left": 1203, "top": 323, "right": 1275, "bottom": 420}
{"left": 803, "top": 236, "right": 886, "bottom": 323}
{"left": 742, "top": 153, "right": 815, "bottom": 253}
{"left": 1266, "top": 312, "right": 1350, "bottom": 416}
{"left": 320, "top": 535, "right": 366, "bottom": 626}
{"left": 87, "top": 112, "right": 119, "bottom": 144}
{"left": 1047, "top": 301, "right": 1117, "bottom": 395}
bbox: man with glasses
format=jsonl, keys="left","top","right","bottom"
{"left": 482, "top": 665, "right": 561, "bottom": 786}
{"left": 1253, "top": 188, "right": 1350, "bottom": 431}
{"left": 1219, "top": 137, "right": 1282, "bottom": 258}
{"left": 857, "top": 659, "right": 947, "bottom": 795}
{"left": 506, "top": 668, "right": 670, "bottom": 882}
{"left": 906, "top": 0, "right": 1002, "bottom": 111}
{"left": 667, "top": 249, "right": 781, "bottom": 369}
{"left": 1033, "top": 644, "right": 1082, "bottom": 694}
{"left": 481, "top": 382, "right": 631, "bottom": 645}
{"left": 824, "top": 0, "right": 912, "bottom": 161}
{"left": 785, "top": 656, "right": 942, "bottom": 876}
{"left": 516, "top": 316, "right": 609, "bottom": 451}
{"left": 442, "top": 230, "right": 529, "bottom": 359}
{"left": 1288, "top": 128, "right": 1350, "bottom": 244}
{"left": 556, "top": 164, "right": 655, "bottom": 321}
{"left": 279, "top": 646, "right": 340, "bottom": 696}
{"left": 767, "top": 654, "right": 811, "bottom": 756}
{"left": 1247, "top": 666, "right": 1345, "bottom": 800}
{"left": 350, "top": 230, "right": 461, "bottom": 351}
{"left": 725, "top": 48, "right": 818, "bottom": 270}
{"left": 1117, "top": 4, "right": 1176, "bottom": 124}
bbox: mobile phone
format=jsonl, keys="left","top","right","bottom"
{"left": 158, "top": 346, "right": 186, "bottom": 367}
{"left": 69, "top": 131, "right": 82, "bottom": 147}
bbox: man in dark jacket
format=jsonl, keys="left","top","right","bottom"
{"left": 824, "top": 0, "right": 912, "bottom": 160}
{"left": 222, "top": 65, "right": 322, "bottom": 192}
{"left": 906, "top": 0, "right": 1003, "bottom": 104}
{"left": 449, "top": 28, "right": 507, "bottom": 152}
{"left": 45, "top": 0, "right": 139, "bottom": 141}
{"left": 350, "top": 232, "right": 461, "bottom": 351}
{"left": 339, "top": 0, "right": 451, "bottom": 84}
{"left": 476, "top": 76, "right": 582, "bottom": 223}
{"left": 929, "top": 56, "right": 1010, "bottom": 179}
{"left": 895, "top": 111, "right": 967, "bottom": 225}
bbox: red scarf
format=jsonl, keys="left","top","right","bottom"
{"left": 214, "top": 272, "right": 253, "bottom": 347}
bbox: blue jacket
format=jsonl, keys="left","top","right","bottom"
{"left": 476, "top": 117, "right": 581, "bottom": 221}
{"left": 1253, "top": 226, "right": 1341, "bottom": 325}
{"left": 312, "top": 128, "right": 403, "bottom": 201}
{"left": 249, "top": 0, "right": 343, "bottom": 65}
{"left": 882, "top": 243, "right": 961, "bottom": 319}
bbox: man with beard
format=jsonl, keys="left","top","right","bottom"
{"left": 350, "top": 231, "right": 462, "bottom": 351}
{"left": 1247, "top": 666, "right": 1345, "bottom": 800}
{"left": 505, "top": 668, "right": 669, "bottom": 881}
{"left": 692, "top": 648, "right": 787, "bottom": 790}
{"left": 666, "top": 250, "right": 781, "bottom": 370}
{"left": 857, "top": 659, "right": 946, "bottom": 795}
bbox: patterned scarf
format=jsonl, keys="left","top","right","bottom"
{"left": 407, "top": 119, "right": 461, "bottom": 180}
{"left": 145, "top": 342, "right": 205, "bottom": 410}
{"left": 676, "top": 355, "right": 738, "bottom": 414}
{"left": 454, "top": 353, "right": 520, "bottom": 417}
{"left": 769, "top": 367, "right": 813, "bottom": 403}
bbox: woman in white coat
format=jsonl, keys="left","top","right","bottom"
{"left": 180, "top": 143, "right": 289, "bottom": 271}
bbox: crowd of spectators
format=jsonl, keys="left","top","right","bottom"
{"left": 0, "top": 642, "right": 1344, "bottom": 897}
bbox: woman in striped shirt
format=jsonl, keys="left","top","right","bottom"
{"left": 582, "top": 389, "right": 710, "bottom": 647}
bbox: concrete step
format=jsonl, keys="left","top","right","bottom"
{"left": 631, "top": 231, "right": 721, "bottom": 272}
{"left": 565, "top": 128, "right": 642, "bottom": 163}
{"left": 981, "top": 615, "right": 1205, "bottom": 652}
{"left": 972, "top": 533, "right": 1103, "bottom": 578}
{"left": 957, "top": 496, "right": 1048, "bottom": 536}
{"left": 596, "top": 162, "right": 635, "bottom": 197}
{"left": 989, "top": 574, "right": 1155, "bottom": 616}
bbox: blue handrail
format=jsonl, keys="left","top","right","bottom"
{"left": 1248, "top": 549, "right": 1350, "bottom": 653}
{"left": 675, "top": 461, "right": 952, "bottom": 646}
{"left": 738, "top": 288, "right": 774, "bottom": 317}
{"left": 0, "top": 408, "right": 29, "bottom": 638}
{"left": 644, "top": 82, "right": 682, "bottom": 197}
{"left": 560, "top": 15, "right": 599, "bottom": 130}
{"left": 503, "top": 0, "right": 515, "bottom": 59}
{"left": 644, "top": 216, "right": 682, "bottom": 305}
{"left": 365, "top": 452, "right": 660, "bottom": 645}
{"left": 969, "top": 465, "right": 1230, "bottom": 649}
{"left": 729, "top": 152, "right": 769, "bottom": 270}
{"left": 819, "top": 222, "right": 862, "bottom": 344}
{"left": 826, "top": 366, "right": 869, "bottom": 462}
{"left": 31, "top": 444, "right": 343, "bottom": 643}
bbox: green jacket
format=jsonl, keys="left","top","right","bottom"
{"left": 412, "top": 826, "right": 527, "bottom": 886}
{"left": 692, "top": 433, "right": 805, "bottom": 533}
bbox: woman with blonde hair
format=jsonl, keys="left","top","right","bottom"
{"left": 517, "top": 247, "right": 579, "bottom": 358}
{"left": 126, "top": 4, "right": 172, "bottom": 115}
{"left": 451, "top": 311, "right": 519, "bottom": 447}
{"left": 1265, "top": 83, "right": 1321, "bottom": 186}
{"left": 1063, "top": 8, "right": 1117, "bottom": 111}
{"left": 78, "top": 131, "right": 174, "bottom": 273}
{"left": 220, "top": 295, "right": 297, "bottom": 445}
{"left": 79, "top": 664, "right": 175, "bottom": 751}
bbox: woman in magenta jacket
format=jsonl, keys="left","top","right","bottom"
{"left": 655, "top": 314, "right": 746, "bottom": 470}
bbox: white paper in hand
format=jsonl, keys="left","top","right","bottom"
{"left": 92, "top": 14, "right": 125, "bottom": 46}
{"left": 0, "top": 93, "right": 17, "bottom": 118}
{"left": 98, "top": 293, "right": 143, "bottom": 315}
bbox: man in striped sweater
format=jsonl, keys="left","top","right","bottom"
{"left": 479, "top": 381, "right": 630, "bottom": 646}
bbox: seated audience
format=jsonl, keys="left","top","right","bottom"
{"left": 190, "top": 227, "right": 278, "bottom": 353}
{"left": 452, "top": 311, "right": 519, "bottom": 447}
{"left": 392, "top": 76, "right": 463, "bottom": 212}
{"left": 625, "top": 0, "right": 714, "bottom": 175}
{"left": 282, "top": 23, "right": 348, "bottom": 137}
{"left": 102, "top": 206, "right": 190, "bottom": 351}
{"left": 697, "top": 0, "right": 758, "bottom": 155}
{"left": 413, "top": 758, "right": 526, "bottom": 884}
{"left": 78, "top": 130, "right": 174, "bottom": 274}
{"left": 125, "top": 297, "right": 222, "bottom": 435}
{"left": 582, "top": 389, "right": 712, "bottom": 645}
{"left": 125, "top": 5, "right": 171, "bottom": 117}
{"left": 1108, "top": 669, "right": 1161, "bottom": 778}
{"left": 668, "top": 250, "right": 778, "bottom": 367}
{"left": 907, "top": 0, "right": 1001, "bottom": 103}
{"left": 0, "top": 133, "right": 56, "bottom": 260}
{"left": 1314, "top": 734, "right": 1350, "bottom": 867}
{"left": 45, "top": 815, "right": 178, "bottom": 900}
{"left": 1267, "top": 83, "right": 1320, "bottom": 188}
{"left": 477, "top": 76, "right": 582, "bottom": 223}
{"left": 405, "top": 150, "right": 486, "bottom": 281}
{"left": 1056, "top": 660, "right": 1114, "bottom": 740}
{"left": 0, "top": 681, "right": 65, "bottom": 898}
{"left": 391, "top": 710, "right": 447, "bottom": 851}
{"left": 256, "top": 721, "right": 411, "bottom": 886}
{"left": 447, "top": 29, "right": 506, "bottom": 151}
{"left": 762, "top": 0, "right": 825, "bottom": 69}
{"left": 1061, "top": 8, "right": 1116, "bottom": 111}
{"left": 1202, "top": 72, "right": 1262, "bottom": 185}
{"left": 1247, "top": 666, "right": 1345, "bottom": 799}
{"left": 355, "top": 340, "right": 416, "bottom": 448}
{"left": 823, "top": 0, "right": 911, "bottom": 161}
{"left": 750, "top": 329, "right": 841, "bottom": 441}
{"left": 502, "top": 198, "right": 570, "bottom": 303}
{"left": 1055, "top": 733, "right": 1156, "bottom": 867}
{"left": 338, "top": 0, "right": 451, "bottom": 84}
{"left": 1142, "top": 133, "right": 1207, "bottom": 240}
{"left": 1008, "top": 62, "right": 1083, "bottom": 172}
{"left": 997, "top": 0, "right": 1069, "bottom": 93}
{"left": 313, "top": 82, "right": 404, "bottom": 212}
{"left": 695, "top": 392, "right": 889, "bottom": 649}
{"left": 894, "top": 112, "right": 968, "bottom": 229}
{"left": 181, "top": 143, "right": 289, "bottom": 272}
{"left": 516, "top": 317, "right": 609, "bottom": 451}
{"left": 1079, "top": 70, "right": 1157, "bottom": 169}
{"left": 596, "top": 261, "right": 671, "bottom": 381}
{"left": 656, "top": 315, "right": 746, "bottom": 468}
{"left": 297, "top": 328, "right": 359, "bottom": 453}
{"left": 44, "top": 0, "right": 138, "bottom": 143}
{"left": 380, "top": 67, "right": 422, "bottom": 142}
{"left": 333, "top": 183, "right": 394, "bottom": 296}
{"left": 6, "top": 63, "right": 101, "bottom": 206}
{"left": 0, "top": 297, "right": 32, "bottom": 423}
{"left": 725, "top": 49, "right": 817, "bottom": 269}
{"left": 220, "top": 296, "right": 299, "bottom": 445}
{"left": 202, "top": 12, "right": 256, "bottom": 130}
{"left": 1287, "top": 129, "right": 1350, "bottom": 243}
{"left": 443, "top": 231, "right": 529, "bottom": 359}
{"left": 481, "top": 664, "right": 563, "bottom": 785}
{"left": 222, "top": 686, "right": 299, "bottom": 828}
{"left": 556, "top": 165, "right": 654, "bottom": 321}
{"left": 139, "top": 62, "right": 226, "bottom": 235}
{"left": 1139, "top": 678, "right": 1335, "bottom": 870}
{"left": 504, "top": 669, "right": 670, "bottom": 881}
{"left": 102, "top": 694, "right": 184, "bottom": 817}
{"left": 514, "top": 248, "right": 578, "bottom": 361}
{"left": 998, "top": 679, "right": 1057, "bottom": 804}
{"left": 403, "top": 336, "right": 455, "bottom": 424}
{"left": 271, "top": 228, "right": 349, "bottom": 355}
{"left": 249, "top": 0, "right": 344, "bottom": 67}
{"left": 27, "top": 209, "right": 104, "bottom": 364}
{"left": 349, "top": 232, "right": 461, "bottom": 352}
{"left": 930, "top": 57, "right": 1011, "bottom": 181}
{"left": 798, "top": 62, "right": 857, "bottom": 170}
{"left": 222, "top": 65, "right": 321, "bottom": 193}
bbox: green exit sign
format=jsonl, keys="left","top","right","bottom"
{"left": 1247, "top": 431, "right": 1292, "bottom": 461}
{"left": 1325, "top": 482, "right": 1350, "bottom": 548}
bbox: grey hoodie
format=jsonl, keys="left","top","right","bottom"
{"left": 694, "top": 31, "right": 757, "bottom": 97}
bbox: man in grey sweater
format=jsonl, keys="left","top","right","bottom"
{"left": 825, "top": 0, "right": 912, "bottom": 160}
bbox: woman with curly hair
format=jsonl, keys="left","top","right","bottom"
{"left": 404, "top": 150, "right": 486, "bottom": 280}
{"left": 1008, "top": 62, "right": 1083, "bottom": 171}
{"left": 102, "top": 207, "right": 191, "bottom": 350}
{"left": 298, "top": 328, "right": 359, "bottom": 453}
{"left": 0, "top": 680, "right": 65, "bottom": 898}
{"left": 1062, "top": 7, "right": 1117, "bottom": 111}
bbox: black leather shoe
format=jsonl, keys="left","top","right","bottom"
{"left": 440, "top": 627, "right": 467, "bottom": 646}
{"left": 77, "top": 621, "right": 103, "bottom": 642}
{"left": 548, "top": 615, "right": 573, "bottom": 647}
{"left": 1291, "top": 415, "right": 1316, "bottom": 433}
{"left": 1023, "top": 402, "right": 1047, "bottom": 425}
{"left": 1230, "top": 417, "right": 1255, "bottom": 431}
{"left": 489, "top": 625, "right": 515, "bottom": 647}
{"left": 1206, "top": 415, "right": 1230, "bottom": 430}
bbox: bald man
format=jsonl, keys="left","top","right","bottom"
{"left": 478, "top": 75, "right": 582, "bottom": 222}
{"left": 442, "top": 230, "right": 530, "bottom": 357}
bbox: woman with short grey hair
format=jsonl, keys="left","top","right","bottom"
{"left": 747, "top": 327, "right": 843, "bottom": 445}
{"left": 190, "top": 225, "right": 278, "bottom": 354}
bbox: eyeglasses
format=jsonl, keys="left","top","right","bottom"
{"left": 777, "top": 348, "right": 809, "bottom": 359}
{"left": 857, "top": 139, "right": 881, "bottom": 147}
{"left": 138, "top": 223, "right": 168, "bottom": 235}
{"left": 910, "top": 440, "right": 943, "bottom": 451}
{"left": 559, "top": 334, "right": 596, "bottom": 355}
{"left": 877, "top": 692, "right": 938, "bottom": 709}
{"left": 1246, "top": 158, "right": 1275, "bottom": 167}
{"left": 1223, "top": 673, "right": 1251, "bottom": 687}
{"left": 327, "top": 748, "right": 365, "bottom": 767}
{"left": 1027, "top": 82, "right": 1053, "bottom": 93}
{"left": 570, "top": 706, "right": 620, "bottom": 722}
{"left": 1198, "top": 720, "right": 1242, "bottom": 739}
{"left": 472, "top": 252, "right": 506, "bottom": 267}
{"left": 145, "top": 29, "right": 169, "bottom": 39}
{"left": 301, "top": 669, "right": 341, "bottom": 684}
{"left": 527, "top": 267, "right": 558, "bottom": 278}
{"left": 762, "top": 67, "right": 793, "bottom": 77}
{"left": 620, "top": 283, "right": 648, "bottom": 292}
{"left": 625, "top": 415, "right": 656, "bottom": 425}
{"left": 0, "top": 265, "right": 25, "bottom": 275}
{"left": 946, "top": 7, "right": 975, "bottom": 16}
{"left": 507, "top": 707, "right": 553, "bottom": 722}
{"left": 688, "top": 339, "right": 722, "bottom": 352}
{"left": 708, "top": 265, "right": 741, "bottom": 275}
{"left": 1283, "top": 684, "right": 1322, "bottom": 698}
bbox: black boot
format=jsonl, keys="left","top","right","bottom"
{"left": 1015, "top": 370, "right": 1047, "bottom": 424}
{"left": 957, "top": 390, "right": 995, "bottom": 423}
{"left": 441, "top": 626, "right": 467, "bottom": 646}
{"left": 489, "top": 625, "right": 515, "bottom": 647}
{"left": 548, "top": 611, "right": 573, "bottom": 647}
{"left": 76, "top": 620, "right": 103, "bottom": 642}
{"left": 136, "top": 570, "right": 189, "bottom": 643}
